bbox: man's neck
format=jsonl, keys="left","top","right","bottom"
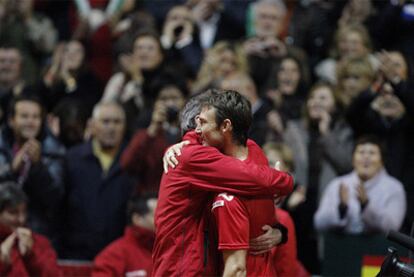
{"left": 224, "top": 142, "right": 248, "bottom": 161}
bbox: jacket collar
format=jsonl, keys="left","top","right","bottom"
{"left": 79, "top": 140, "right": 128, "bottom": 178}
{"left": 183, "top": 130, "right": 201, "bottom": 145}
{"left": 125, "top": 225, "right": 155, "bottom": 251}
{"left": 79, "top": 140, "right": 126, "bottom": 159}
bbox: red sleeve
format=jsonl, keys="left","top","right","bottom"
{"left": 182, "top": 145, "right": 293, "bottom": 196}
{"left": 274, "top": 209, "right": 297, "bottom": 277}
{"left": 23, "top": 234, "right": 62, "bottom": 277}
{"left": 212, "top": 193, "right": 249, "bottom": 250}
{"left": 247, "top": 139, "right": 269, "bottom": 166}
{"left": 92, "top": 241, "right": 125, "bottom": 277}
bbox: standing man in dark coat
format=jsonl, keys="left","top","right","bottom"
{"left": 59, "top": 101, "right": 134, "bottom": 260}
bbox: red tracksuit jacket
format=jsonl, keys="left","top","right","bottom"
{"left": 152, "top": 131, "right": 293, "bottom": 277}
{"left": 0, "top": 225, "right": 61, "bottom": 277}
{"left": 93, "top": 225, "right": 154, "bottom": 277}
{"left": 212, "top": 146, "right": 278, "bottom": 277}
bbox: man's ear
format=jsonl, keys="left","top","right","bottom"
{"left": 221, "top": 119, "right": 233, "bottom": 133}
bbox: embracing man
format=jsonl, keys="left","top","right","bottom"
{"left": 152, "top": 89, "right": 293, "bottom": 276}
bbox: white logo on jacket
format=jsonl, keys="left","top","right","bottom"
{"left": 126, "top": 269, "right": 147, "bottom": 277}
{"left": 218, "top": 193, "right": 234, "bottom": 201}
{"left": 212, "top": 193, "right": 234, "bottom": 210}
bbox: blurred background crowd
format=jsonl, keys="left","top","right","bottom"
{"left": 0, "top": 0, "right": 413, "bottom": 276}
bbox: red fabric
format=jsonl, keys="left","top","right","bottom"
{"left": 212, "top": 146, "right": 277, "bottom": 277}
{"left": 245, "top": 198, "right": 277, "bottom": 277}
{"left": 212, "top": 194, "right": 250, "bottom": 250}
{"left": 0, "top": 226, "right": 62, "bottom": 277}
{"left": 92, "top": 226, "right": 154, "bottom": 277}
{"left": 58, "top": 261, "right": 93, "bottom": 277}
{"left": 121, "top": 129, "right": 170, "bottom": 194}
{"left": 273, "top": 209, "right": 310, "bottom": 277}
{"left": 152, "top": 131, "right": 293, "bottom": 277}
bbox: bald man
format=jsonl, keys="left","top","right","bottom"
{"left": 59, "top": 101, "right": 135, "bottom": 260}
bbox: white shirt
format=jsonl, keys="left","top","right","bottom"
{"left": 198, "top": 13, "right": 220, "bottom": 49}
{"left": 314, "top": 169, "right": 406, "bottom": 234}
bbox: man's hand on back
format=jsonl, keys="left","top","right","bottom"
{"left": 249, "top": 225, "right": 282, "bottom": 255}
{"left": 163, "top": 140, "right": 190, "bottom": 173}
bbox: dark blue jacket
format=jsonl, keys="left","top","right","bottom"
{"left": 60, "top": 141, "right": 134, "bottom": 260}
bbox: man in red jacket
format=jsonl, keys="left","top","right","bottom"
{"left": 201, "top": 95, "right": 279, "bottom": 276}
{"left": 152, "top": 90, "right": 293, "bottom": 276}
{"left": 0, "top": 182, "right": 61, "bottom": 277}
{"left": 212, "top": 192, "right": 279, "bottom": 277}
{"left": 93, "top": 194, "right": 157, "bottom": 277}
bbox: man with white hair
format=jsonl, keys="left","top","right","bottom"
{"left": 59, "top": 101, "right": 135, "bottom": 260}
{"left": 251, "top": 0, "right": 287, "bottom": 38}
{"left": 244, "top": 0, "right": 307, "bottom": 94}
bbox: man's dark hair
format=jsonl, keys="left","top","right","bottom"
{"left": 354, "top": 135, "right": 385, "bottom": 161}
{"left": 8, "top": 94, "right": 45, "bottom": 119}
{"left": 0, "top": 182, "right": 27, "bottom": 213}
{"left": 126, "top": 193, "right": 157, "bottom": 224}
{"left": 206, "top": 89, "right": 252, "bottom": 146}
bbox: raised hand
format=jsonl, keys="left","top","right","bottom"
{"left": 25, "top": 139, "right": 41, "bottom": 164}
{"left": 287, "top": 185, "right": 306, "bottom": 210}
{"left": 0, "top": 232, "right": 16, "bottom": 264}
{"left": 318, "top": 110, "right": 332, "bottom": 136}
{"left": 356, "top": 182, "right": 368, "bottom": 206}
{"left": 16, "top": 228, "right": 34, "bottom": 256}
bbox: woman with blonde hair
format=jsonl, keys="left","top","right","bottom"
{"left": 336, "top": 56, "right": 376, "bottom": 107}
{"left": 282, "top": 82, "right": 354, "bottom": 273}
{"left": 315, "top": 23, "right": 377, "bottom": 84}
{"left": 191, "top": 41, "right": 248, "bottom": 94}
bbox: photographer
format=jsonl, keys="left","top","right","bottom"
{"left": 161, "top": 5, "right": 194, "bottom": 51}
{"left": 121, "top": 75, "right": 187, "bottom": 194}
{"left": 160, "top": 4, "right": 202, "bottom": 76}
{"left": 243, "top": 0, "right": 307, "bottom": 95}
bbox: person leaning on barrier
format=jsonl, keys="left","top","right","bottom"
{"left": 0, "top": 182, "right": 61, "bottom": 277}
{"left": 314, "top": 135, "right": 406, "bottom": 234}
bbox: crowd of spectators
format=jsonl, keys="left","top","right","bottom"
{"left": 0, "top": 0, "right": 413, "bottom": 275}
